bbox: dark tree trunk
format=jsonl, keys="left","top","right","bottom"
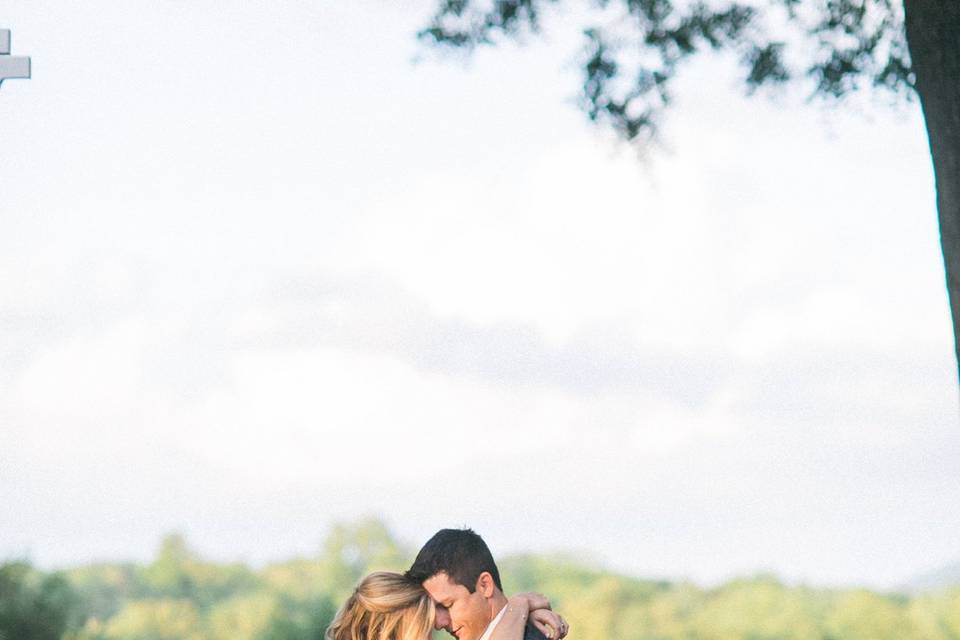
{"left": 903, "top": 0, "right": 960, "bottom": 387}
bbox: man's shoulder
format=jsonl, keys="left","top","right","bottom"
{"left": 523, "top": 622, "right": 548, "bottom": 640}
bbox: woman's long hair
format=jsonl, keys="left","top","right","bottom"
{"left": 326, "top": 572, "right": 436, "bottom": 640}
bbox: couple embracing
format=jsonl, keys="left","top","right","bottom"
{"left": 327, "top": 528, "right": 570, "bottom": 640}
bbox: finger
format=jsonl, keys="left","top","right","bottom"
{"left": 527, "top": 592, "right": 550, "bottom": 610}
{"left": 522, "top": 592, "right": 551, "bottom": 611}
{"left": 530, "top": 613, "right": 549, "bottom": 638}
{"left": 536, "top": 610, "right": 562, "bottom": 627}
{"left": 531, "top": 610, "right": 562, "bottom": 638}
{"left": 531, "top": 619, "right": 552, "bottom": 639}
{"left": 543, "top": 613, "right": 567, "bottom": 640}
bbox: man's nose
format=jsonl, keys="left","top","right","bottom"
{"left": 434, "top": 608, "right": 451, "bottom": 630}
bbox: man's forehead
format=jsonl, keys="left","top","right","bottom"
{"left": 423, "top": 572, "right": 466, "bottom": 598}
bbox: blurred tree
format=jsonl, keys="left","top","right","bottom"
{"left": 67, "top": 563, "right": 141, "bottom": 622}
{"left": 940, "top": 588, "right": 960, "bottom": 637}
{"left": 906, "top": 591, "right": 950, "bottom": 640}
{"left": 141, "top": 534, "right": 259, "bottom": 608}
{"left": 316, "top": 518, "right": 409, "bottom": 601}
{"left": 20, "top": 518, "right": 960, "bottom": 639}
{"left": 206, "top": 593, "right": 278, "bottom": 640}
{"left": 416, "top": 0, "right": 960, "bottom": 383}
{"left": 689, "top": 576, "right": 824, "bottom": 639}
{"left": 0, "top": 561, "right": 78, "bottom": 640}
{"left": 638, "top": 582, "right": 703, "bottom": 639}
{"left": 501, "top": 553, "right": 613, "bottom": 599}
{"left": 537, "top": 572, "right": 673, "bottom": 640}
{"left": 141, "top": 535, "right": 199, "bottom": 601}
{"left": 260, "top": 559, "right": 329, "bottom": 602}
{"left": 906, "top": 587, "right": 960, "bottom": 639}
{"left": 259, "top": 593, "right": 337, "bottom": 640}
{"left": 501, "top": 554, "right": 673, "bottom": 640}
{"left": 203, "top": 591, "right": 336, "bottom": 640}
{"left": 93, "top": 599, "right": 203, "bottom": 640}
{"left": 823, "top": 589, "right": 917, "bottom": 639}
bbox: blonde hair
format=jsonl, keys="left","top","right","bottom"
{"left": 326, "top": 572, "right": 436, "bottom": 640}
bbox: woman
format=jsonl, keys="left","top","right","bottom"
{"left": 325, "top": 572, "right": 568, "bottom": 640}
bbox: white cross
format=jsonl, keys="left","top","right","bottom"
{"left": 0, "top": 29, "right": 31, "bottom": 88}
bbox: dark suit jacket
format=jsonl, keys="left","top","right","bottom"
{"left": 524, "top": 622, "right": 548, "bottom": 640}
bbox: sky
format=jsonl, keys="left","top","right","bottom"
{"left": 1, "top": 0, "right": 958, "bottom": 591}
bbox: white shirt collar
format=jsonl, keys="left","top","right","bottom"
{"left": 477, "top": 604, "right": 509, "bottom": 640}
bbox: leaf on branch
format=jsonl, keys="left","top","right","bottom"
{"left": 744, "top": 42, "right": 790, "bottom": 90}
{"left": 417, "top": 0, "right": 916, "bottom": 143}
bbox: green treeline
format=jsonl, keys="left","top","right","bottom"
{"left": 3, "top": 519, "right": 960, "bottom": 640}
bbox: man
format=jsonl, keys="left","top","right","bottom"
{"left": 405, "top": 529, "right": 569, "bottom": 640}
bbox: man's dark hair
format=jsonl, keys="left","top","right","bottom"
{"left": 405, "top": 528, "right": 503, "bottom": 592}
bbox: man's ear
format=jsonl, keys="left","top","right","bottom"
{"left": 475, "top": 572, "right": 495, "bottom": 598}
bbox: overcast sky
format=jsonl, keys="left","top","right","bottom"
{"left": 1, "top": 0, "right": 957, "bottom": 590}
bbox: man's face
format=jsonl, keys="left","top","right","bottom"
{"left": 422, "top": 572, "right": 492, "bottom": 640}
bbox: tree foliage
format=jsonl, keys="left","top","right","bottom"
{"left": 0, "top": 561, "right": 78, "bottom": 640}
{"left": 5, "top": 519, "right": 960, "bottom": 639}
{"left": 418, "top": 0, "right": 914, "bottom": 141}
